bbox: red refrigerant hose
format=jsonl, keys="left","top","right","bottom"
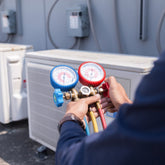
{"left": 98, "top": 107, "right": 107, "bottom": 129}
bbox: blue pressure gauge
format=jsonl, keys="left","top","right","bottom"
{"left": 50, "top": 65, "right": 79, "bottom": 107}
{"left": 50, "top": 65, "right": 79, "bottom": 91}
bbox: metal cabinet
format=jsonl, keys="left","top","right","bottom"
{"left": 25, "top": 49, "right": 157, "bottom": 151}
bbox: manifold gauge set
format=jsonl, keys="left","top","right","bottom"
{"left": 50, "top": 61, "right": 110, "bottom": 135}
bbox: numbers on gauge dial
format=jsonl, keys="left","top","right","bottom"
{"left": 52, "top": 66, "right": 77, "bottom": 86}
{"left": 80, "top": 63, "right": 104, "bottom": 82}
{"left": 78, "top": 62, "right": 106, "bottom": 87}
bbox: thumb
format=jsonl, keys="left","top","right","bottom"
{"left": 85, "top": 94, "right": 101, "bottom": 105}
{"left": 105, "top": 76, "right": 117, "bottom": 87}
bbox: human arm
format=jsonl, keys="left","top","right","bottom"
{"left": 56, "top": 76, "right": 133, "bottom": 164}
{"left": 56, "top": 95, "right": 101, "bottom": 165}
{"left": 57, "top": 76, "right": 132, "bottom": 135}
{"left": 56, "top": 52, "right": 165, "bottom": 164}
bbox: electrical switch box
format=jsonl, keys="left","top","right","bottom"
{"left": 1, "top": 10, "right": 16, "bottom": 34}
{"left": 66, "top": 5, "right": 89, "bottom": 37}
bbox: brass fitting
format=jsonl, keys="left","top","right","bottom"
{"left": 71, "top": 88, "right": 79, "bottom": 101}
{"left": 63, "top": 92, "right": 71, "bottom": 100}
{"left": 63, "top": 86, "right": 106, "bottom": 101}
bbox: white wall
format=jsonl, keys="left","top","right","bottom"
{"left": 0, "top": 0, "right": 165, "bottom": 56}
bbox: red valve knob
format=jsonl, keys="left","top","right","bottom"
{"left": 101, "top": 82, "right": 110, "bottom": 98}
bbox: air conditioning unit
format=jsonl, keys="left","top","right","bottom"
{"left": 0, "top": 44, "right": 33, "bottom": 123}
{"left": 25, "top": 49, "right": 157, "bottom": 151}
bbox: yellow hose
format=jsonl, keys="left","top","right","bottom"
{"left": 89, "top": 111, "right": 99, "bottom": 133}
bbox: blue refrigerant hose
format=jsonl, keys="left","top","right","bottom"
{"left": 84, "top": 117, "right": 90, "bottom": 136}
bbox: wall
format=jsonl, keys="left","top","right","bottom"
{"left": 0, "top": 0, "right": 165, "bottom": 56}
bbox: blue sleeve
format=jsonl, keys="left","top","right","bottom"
{"left": 55, "top": 52, "right": 165, "bottom": 165}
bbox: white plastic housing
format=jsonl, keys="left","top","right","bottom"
{"left": 0, "top": 44, "right": 33, "bottom": 123}
{"left": 25, "top": 49, "right": 157, "bottom": 151}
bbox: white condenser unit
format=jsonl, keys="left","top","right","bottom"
{"left": 0, "top": 44, "right": 33, "bottom": 124}
{"left": 25, "top": 49, "right": 157, "bottom": 151}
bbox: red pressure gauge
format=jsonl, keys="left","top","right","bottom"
{"left": 78, "top": 61, "right": 106, "bottom": 87}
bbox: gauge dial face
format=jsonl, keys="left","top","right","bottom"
{"left": 78, "top": 62, "right": 106, "bottom": 87}
{"left": 80, "top": 63, "right": 104, "bottom": 81}
{"left": 80, "top": 86, "right": 91, "bottom": 96}
{"left": 52, "top": 66, "right": 77, "bottom": 86}
{"left": 50, "top": 65, "right": 79, "bottom": 91}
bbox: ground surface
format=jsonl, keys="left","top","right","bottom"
{"left": 0, "top": 120, "right": 55, "bottom": 165}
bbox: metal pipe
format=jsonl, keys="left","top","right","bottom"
{"left": 16, "top": 0, "right": 23, "bottom": 35}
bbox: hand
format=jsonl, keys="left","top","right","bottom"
{"left": 88, "top": 97, "right": 115, "bottom": 118}
{"left": 104, "top": 76, "right": 132, "bottom": 111}
{"left": 66, "top": 94, "right": 101, "bottom": 121}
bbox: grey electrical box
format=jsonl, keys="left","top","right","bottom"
{"left": 66, "top": 5, "right": 89, "bottom": 37}
{"left": 1, "top": 10, "right": 16, "bottom": 34}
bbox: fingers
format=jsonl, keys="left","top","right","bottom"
{"left": 108, "top": 108, "right": 117, "bottom": 113}
{"left": 89, "top": 98, "right": 114, "bottom": 112}
{"left": 85, "top": 94, "right": 101, "bottom": 105}
{"left": 101, "top": 101, "right": 113, "bottom": 109}
{"left": 99, "top": 97, "right": 111, "bottom": 104}
{"left": 104, "top": 76, "right": 117, "bottom": 87}
{"left": 100, "top": 97, "right": 114, "bottom": 109}
{"left": 89, "top": 103, "right": 117, "bottom": 118}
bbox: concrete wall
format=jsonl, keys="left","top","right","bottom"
{"left": 0, "top": 0, "right": 165, "bottom": 56}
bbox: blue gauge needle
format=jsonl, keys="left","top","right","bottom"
{"left": 63, "top": 73, "right": 65, "bottom": 84}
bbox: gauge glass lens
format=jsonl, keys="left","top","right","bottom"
{"left": 52, "top": 66, "right": 77, "bottom": 86}
{"left": 80, "top": 86, "right": 90, "bottom": 95}
{"left": 80, "top": 63, "right": 104, "bottom": 82}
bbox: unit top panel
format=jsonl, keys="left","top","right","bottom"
{"left": 26, "top": 49, "right": 158, "bottom": 73}
{"left": 0, "top": 44, "right": 33, "bottom": 52}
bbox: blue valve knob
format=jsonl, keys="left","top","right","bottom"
{"left": 53, "top": 89, "right": 64, "bottom": 107}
